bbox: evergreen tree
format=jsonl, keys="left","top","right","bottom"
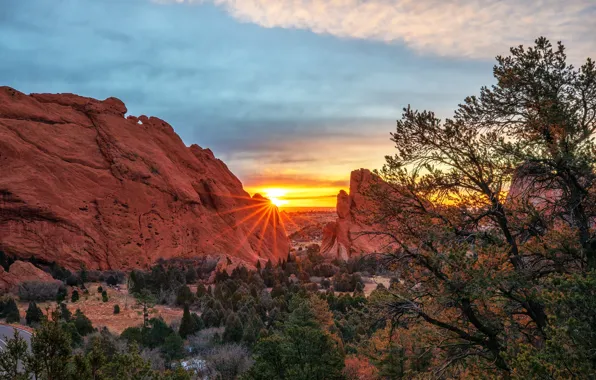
{"left": 59, "top": 303, "right": 71, "bottom": 322}
{"left": 185, "top": 267, "right": 198, "bottom": 284}
{"left": 113, "top": 304, "right": 120, "bottom": 314}
{"left": 246, "top": 297, "right": 344, "bottom": 380}
{"left": 178, "top": 305, "right": 199, "bottom": 339}
{"left": 0, "top": 329, "right": 28, "bottom": 380}
{"left": 71, "top": 290, "right": 79, "bottom": 303}
{"left": 161, "top": 334, "right": 185, "bottom": 364}
{"left": 201, "top": 307, "right": 219, "bottom": 328}
{"left": 28, "top": 317, "right": 72, "bottom": 379}
{"left": 2, "top": 298, "right": 20, "bottom": 323}
{"left": 195, "top": 283, "right": 207, "bottom": 298}
{"left": 25, "top": 302, "right": 44, "bottom": 326}
{"left": 73, "top": 309, "right": 94, "bottom": 336}
{"left": 102, "top": 290, "right": 109, "bottom": 302}
{"left": 56, "top": 286, "right": 67, "bottom": 303}
{"left": 223, "top": 313, "right": 243, "bottom": 343}
{"left": 175, "top": 285, "right": 194, "bottom": 306}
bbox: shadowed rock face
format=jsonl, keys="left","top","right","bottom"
{"left": 0, "top": 87, "right": 288, "bottom": 270}
{"left": 321, "top": 169, "right": 395, "bottom": 259}
{"left": 0, "top": 260, "right": 60, "bottom": 293}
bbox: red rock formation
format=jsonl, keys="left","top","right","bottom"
{"left": 0, "top": 87, "right": 288, "bottom": 270}
{"left": 321, "top": 169, "right": 395, "bottom": 259}
{"left": 0, "top": 260, "right": 60, "bottom": 293}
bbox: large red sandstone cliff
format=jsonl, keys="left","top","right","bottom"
{"left": 321, "top": 169, "right": 396, "bottom": 259}
{"left": 0, "top": 87, "right": 288, "bottom": 270}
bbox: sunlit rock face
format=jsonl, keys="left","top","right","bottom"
{"left": 0, "top": 87, "right": 288, "bottom": 270}
{"left": 321, "top": 169, "right": 395, "bottom": 259}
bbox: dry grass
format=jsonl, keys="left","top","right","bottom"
{"left": 18, "top": 282, "right": 183, "bottom": 335}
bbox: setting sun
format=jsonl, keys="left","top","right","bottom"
{"left": 263, "top": 188, "right": 288, "bottom": 207}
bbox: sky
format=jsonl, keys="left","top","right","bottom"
{"left": 1, "top": 0, "right": 595, "bottom": 207}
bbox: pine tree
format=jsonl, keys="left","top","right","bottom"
{"left": 71, "top": 290, "right": 80, "bottom": 303}
{"left": 2, "top": 298, "right": 20, "bottom": 324}
{"left": 59, "top": 303, "right": 71, "bottom": 321}
{"left": 25, "top": 302, "right": 44, "bottom": 326}
{"left": 0, "top": 329, "right": 28, "bottom": 378}
{"left": 223, "top": 313, "right": 243, "bottom": 343}
{"left": 28, "top": 317, "right": 72, "bottom": 379}
{"left": 178, "top": 305, "right": 198, "bottom": 339}
{"left": 195, "top": 283, "right": 207, "bottom": 298}
{"left": 74, "top": 309, "right": 94, "bottom": 336}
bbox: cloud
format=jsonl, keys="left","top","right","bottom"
{"left": 160, "top": 0, "right": 596, "bottom": 61}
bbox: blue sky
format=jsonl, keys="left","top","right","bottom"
{"left": 2, "top": 0, "right": 595, "bottom": 205}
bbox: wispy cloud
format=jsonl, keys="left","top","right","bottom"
{"left": 160, "top": 0, "right": 596, "bottom": 61}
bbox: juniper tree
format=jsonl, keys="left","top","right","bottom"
{"left": 369, "top": 38, "right": 596, "bottom": 376}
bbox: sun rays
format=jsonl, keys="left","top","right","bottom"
{"left": 201, "top": 189, "right": 289, "bottom": 262}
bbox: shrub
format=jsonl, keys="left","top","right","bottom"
{"left": 59, "top": 303, "right": 72, "bottom": 321}
{"left": 113, "top": 304, "right": 120, "bottom": 314}
{"left": 205, "top": 343, "right": 253, "bottom": 380}
{"left": 97, "top": 286, "right": 103, "bottom": 294}
{"left": 101, "top": 290, "right": 108, "bottom": 302}
{"left": 71, "top": 290, "right": 80, "bottom": 303}
{"left": 121, "top": 326, "right": 142, "bottom": 344}
{"left": 106, "top": 275, "right": 119, "bottom": 286}
{"left": 56, "top": 285, "right": 67, "bottom": 302}
{"left": 74, "top": 309, "right": 94, "bottom": 336}
{"left": 161, "top": 333, "right": 185, "bottom": 363}
{"left": 18, "top": 281, "right": 62, "bottom": 301}
{"left": 66, "top": 274, "right": 81, "bottom": 286}
{"left": 187, "top": 327, "right": 224, "bottom": 354}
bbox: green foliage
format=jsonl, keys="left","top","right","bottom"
{"left": 97, "top": 286, "right": 103, "bottom": 294}
{"left": 0, "top": 329, "right": 28, "bottom": 380}
{"left": 179, "top": 305, "right": 200, "bottom": 339}
{"left": 74, "top": 309, "right": 94, "bottom": 336}
{"left": 25, "top": 301, "right": 45, "bottom": 326}
{"left": 106, "top": 275, "right": 118, "bottom": 286}
{"left": 185, "top": 267, "right": 198, "bottom": 284}
{"left": 245, "top": 296, "right": 344, "bottom": 380}
{"left": 59, "top": 302, "right": 72, "bottom": 322}
{"left": 143, "top": 318, "right": 174, "bottom": 349}
{"left": 71, "top": 289, "right": 79, "bottom": 303}
{"left": 101, "top": 290, "right": 108, "bottom": 302}
{"left": 161, "top": 334, "right": 185, "bottom": 363}
{"left": 0, "top": 298, "right": 20, "bottom": 323}
{"left": 195, "top": 283, "right": 207, "bottom": 298}
{"left": 56, "top": 286, "right": 67, "bottom": 303}
{"left": 29, "top": 317, "right": 72, "bottom": 379}
{"left": 113, "top": 304, "right": 120, "bottom": 314}
{"left": 0, "top": 311, "right": 192, "bottom": 379}
{"left": 175, "top": 285, "right": 194, "bottom": 306}
{"left": 511, "top": 272, "right": 596, "bottom": 377}
{"left": 223, "top": 313, "right": 243, "bottom": 343}
{"left": 368, "top": 37, "right": 596, "bottom": 376}
{"left": 121, "top": 327, "right": 143, "bottom": 345}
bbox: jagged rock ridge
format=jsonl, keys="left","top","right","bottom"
{"left": 321, "top": 169, "right": 395, "bottom": 259}
{"left": 0, "top": 87, "right": 288, "bottom": 270}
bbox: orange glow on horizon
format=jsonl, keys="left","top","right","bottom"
{"left": 246, "top": 186, "right": 343, "bottom": 209}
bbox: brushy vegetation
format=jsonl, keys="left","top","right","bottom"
{"left": 1, "top": 38, "right": 595, "bottom": 379}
